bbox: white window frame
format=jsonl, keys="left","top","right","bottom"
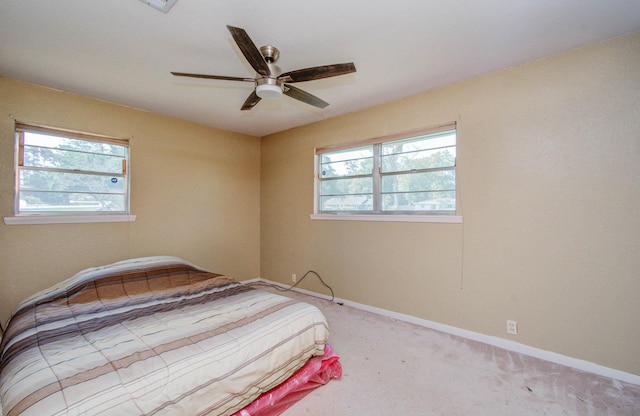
{"left": 311, "top": 122, "right": 462, "bottom": 223}
{"left": 4, "top": 122, "right": 135, "bottom": 225}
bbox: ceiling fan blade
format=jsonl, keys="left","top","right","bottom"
{"left": 279, "top": 63, "right": 356, "bottom": 83}
{"left": 283, "top": 84, "right": 329, "bottom": 109}
{"left": 227, "top": 25, "right": 270, "bottom": 77}
{"left": 241, "top": 90, "right": 261, "bottom": 111}
{"left": 171, "top": 72, "right": 255, "bottom": 82}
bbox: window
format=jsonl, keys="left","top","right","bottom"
{"left": 14, "top": 123, "right": 130, "bottom": 215}
{"left": 316, "top": 123, "right": 456, "bottom": 216}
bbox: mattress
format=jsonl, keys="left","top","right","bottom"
{"left": 0, "top": 256, "right": 333, "bottom": 416}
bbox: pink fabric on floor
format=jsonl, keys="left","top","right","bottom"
{"left": 233, "top": 344, "right": 342, "bottom": 416}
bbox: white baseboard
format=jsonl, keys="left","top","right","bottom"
{"left": 246, "top": 277, "right": 640, "bottom": 386}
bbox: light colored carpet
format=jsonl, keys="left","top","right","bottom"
{"left": 270, "top": 289, "right": 640, "bottom": 416}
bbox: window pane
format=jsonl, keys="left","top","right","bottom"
{"left": 20, "top": 170, "right": 125, "bottom": 193}
{"left": 320, "top": 159, "right": 373, "bottom": 178}
{"left": 381, "top": 147, "right": 455, "bottom": 172}
{"left": 320, "top": 195, "right": 373, "bottom": 211}
{"left": 23, "top": 147, "right": 124, "bottom": 173}
{"left": 381, "top": 131, "right": 456, "bottom": 173}
{"left": 19, "top": 191, "right": 126, "bottom": 212}
{"left": 23, "top": 144, "right": 124, "bottom": 173}
{"left": 381, "top": 131, "right": 456, "bottom": 155}
{"left": 320, "top": 146, "right": 373, "bottom": 178}
{"left": 381, "top": 191, "right": 456, "bottom": 212}
{"left": 381, "top": 170, "right": 455, "bottom": 193}
{"left": 24, "top": 132, "right": 126, "bottom": 157}
{"left": 320, "top": 177, "right": 373, "bottom": 196}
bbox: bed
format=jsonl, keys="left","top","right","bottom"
{"left": 0, "top": 256, "right": 341, "bottom": 416}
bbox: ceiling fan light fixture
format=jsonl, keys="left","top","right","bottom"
{"left": 139, "top": 0, "right": 177, "bottom": 13}
{"left": 256, "top": 79, "right": 283, "bottom": 99}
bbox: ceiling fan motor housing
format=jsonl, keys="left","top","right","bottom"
{"left": 259, "top": 45, "right": 280, "bottom": 63}
{"left": 256, "top": 50, "right": 283, "bottom": 99}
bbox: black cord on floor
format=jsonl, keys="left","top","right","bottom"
{"left": 247, "top": 270, "right": 335, "bottom": 302}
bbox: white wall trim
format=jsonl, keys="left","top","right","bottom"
{"left": 246, "top": 278, "right": 640, "bottom": 386}
{"left": 4, "top": 215, "right": 137, "bottom": 225}
{"left": 310, "top": 213, "right": 462, "bottom": 223}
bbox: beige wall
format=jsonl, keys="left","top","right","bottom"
{"left": 0, "top": 77, "right": 261, "bottom": 321}
{"left": 1, "top": 32, "right": 638, "bottom": 376}
{"left": 261, "top": 33, "right": 640, "bottom": 375}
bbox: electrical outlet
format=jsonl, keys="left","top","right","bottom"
{"left": 291, "top": 274, "right": 297, "bottom": 283}
{"left": 507, "top": 320, "right": 518, "bottom": 335}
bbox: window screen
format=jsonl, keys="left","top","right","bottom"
{"left": 317, "top": 124, "right": 456, "bottom": 215}
{"left": 15, "top": 123, "right": 130, "bottom": 215}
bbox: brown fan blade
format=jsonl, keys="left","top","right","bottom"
{"left": 279, "top": 63, "right": 356, "bottom": 83}
{"left": 171, "top": 72, "right": 255, "bottom": 82}
{"left": 283, "top": 84, "right": 329, "bottom": 109}
{"left": 241, "top": 90, "right": 261, "bottom": 111}
{"left": 227, "top": 25, "right": 270, "bottom": 77}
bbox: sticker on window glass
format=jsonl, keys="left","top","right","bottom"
{"left": 111, "top": 178, "right": 118, "bottom": 183}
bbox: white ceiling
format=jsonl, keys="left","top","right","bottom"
{"left": 1, "top": 1, "right": 639, "bottom": 137}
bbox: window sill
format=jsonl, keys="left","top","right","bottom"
{"left": 309, "top": 214, "right": 462, "bottom": 223}
{"left": 4, "top": 214, "right": 137, "bottom": 225}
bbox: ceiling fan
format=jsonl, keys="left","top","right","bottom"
{"left": 171, "top": 25, "right": 356, "bottom": 110}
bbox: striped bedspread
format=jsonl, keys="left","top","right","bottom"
{"left": 0, "top": 257, "right": 329, "bottom": 416}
